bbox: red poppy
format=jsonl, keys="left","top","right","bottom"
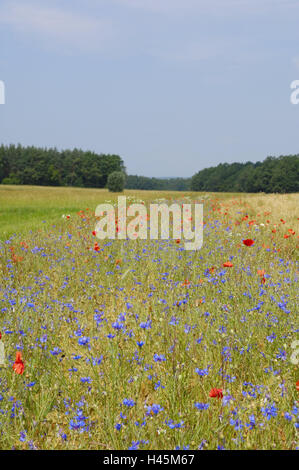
{"left": 209, "top": 388, "right": 223, "bottom": 399}
{"left": 94, "top": 242, "right": 100, "bottom": 252}
{"left": 243, "top": 239, "right": 254, "bottom": 247}
{"left": 296, "top": 381, "right": 299, "bottom": 392}
{"left": 223, "top": 262, "right": 233, "bottom": 268}
{"left": 92, "top": 231, "right": 96, "bottom": 236}
{"left": 12, "top": 253, "right": 23, "bottom": 263}
{"left": 0, "top": 331, "right": 2, "bottom": 340}
{"left": 13, "top": 352, "right": 25, "bottom": 375}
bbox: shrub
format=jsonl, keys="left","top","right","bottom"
{"left": 1, "top": 176, "right": 21, "bottom": 185}
{"left": 107, "top": 171, "right": 126, "bottom": 192}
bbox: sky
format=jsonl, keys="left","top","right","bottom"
{"left": 1, "top": 0, "right": 299, "bottom": 177}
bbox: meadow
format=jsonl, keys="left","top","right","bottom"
{"left": 0, "top": 185, "right": 298, "bottom": 450}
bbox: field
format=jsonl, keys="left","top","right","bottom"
{"left": 0, "top": 185, "right": 298, "bottom": 450}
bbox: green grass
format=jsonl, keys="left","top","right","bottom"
{"left": 0, "top": 185, "right": 202, "bottom": 238}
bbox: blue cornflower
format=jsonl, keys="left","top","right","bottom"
{"left": 246, "top": 414, "right": 256, "bottom": 430}
{"left": 153, "top": 354, "right": 166, "bottom": 362}
{"left": 123, "top": 398, "right": 135, "bottom": 407}
{"left": 129, "top": 441, "right": 140, "bottom": 450}
{"left": 80, "top": 377, "right": 92, "bottom": 384}
{"left": 165, "top": 419, "right": 184, "bottom": 429}
{"left": 78, "top": 336, "right": 90, "bottom": 346}
{"left": 266, "top": 332, "right": 276, "bottom": 343}
{"left": 112, "top": 321, "right": 124, "bottom": 330}
{"left": 154, "top": 380, "right": 165, "bottom": 390}
{"left": 146, "top": 404, "right": 164, "bottom": 416}
{"left": 276, "top": 349, "right": 287, "bottom": 361}
{"left": 50, "top": 347, "right": 62, "bottom": 356}
{"left": 139, "top": 320, "right": 152, "bottom": 330}
{"left": 194, "top": 403, "right": 209, "bottom": 410}
{"left": 261, "top": 403, "right": 278, "bottom": 420}
{"left": 26, "top": 382, "right": 36, "bottom": 388}
{"left": 284, "top": 412, "right": 292, "bottom": 421}
{"left": 195, "top": 366, "right": 210, "bottom": 376}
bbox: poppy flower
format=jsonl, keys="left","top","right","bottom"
{"left": 12, "top": 254, "right": 23, "bottom": 263}
{"left": 296, "top": 381, "right": 299, "bottom": 392}
{"left": 257, "top": 269, "right": 265, "bottom": 277}
{"left": 243, "top": 239, "right": 254, "bottom": 247}
{"left": 209, "top": 388, "right": 223, "bottom": 399}
{"left": 223, "top": 262, "right": 233, "bottom": 268}
{"left": 13, "top": 352, "right": 25, "bottom": 375}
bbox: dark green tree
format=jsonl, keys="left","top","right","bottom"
{"left": 107, "top": 171, "right": 126, "bottom": 192}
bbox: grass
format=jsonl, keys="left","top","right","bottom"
{"left": 0, "top": 185, "right": 200, "bottom": 239}
{"left": 0, "top": 185, "right": 298, "bottom": 450}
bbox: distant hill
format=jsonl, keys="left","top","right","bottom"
{"left": 125, "top": 175, "right": 190, "bottom": 191}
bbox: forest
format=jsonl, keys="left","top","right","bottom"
{"left": 190, "top": 155, "right": 299, "bottom": 193}
{"left": 0, "top": 145, "right": 298, "bottom": 193}
{"left": 0, "top": 144, "right": 125, "bottom": 188}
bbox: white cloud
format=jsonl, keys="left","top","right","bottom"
{"left": 0, "top": 1, "right": 117, "bottom": 53}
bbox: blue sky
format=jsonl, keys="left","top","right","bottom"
{"left": 1, "top": 0, "right": 299, "bottom": 177}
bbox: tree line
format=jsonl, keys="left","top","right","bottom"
{"left": 0, "top": 144, "right": 125, "bottom": 188}
{"left": 0, "top": 144, "right": 298, "bottom": 193}
{"left": 190, "top": 155, "right": 299, "bottom": 193}
{"left": 125, "top": 175, "right": 191, "bottom": 191}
